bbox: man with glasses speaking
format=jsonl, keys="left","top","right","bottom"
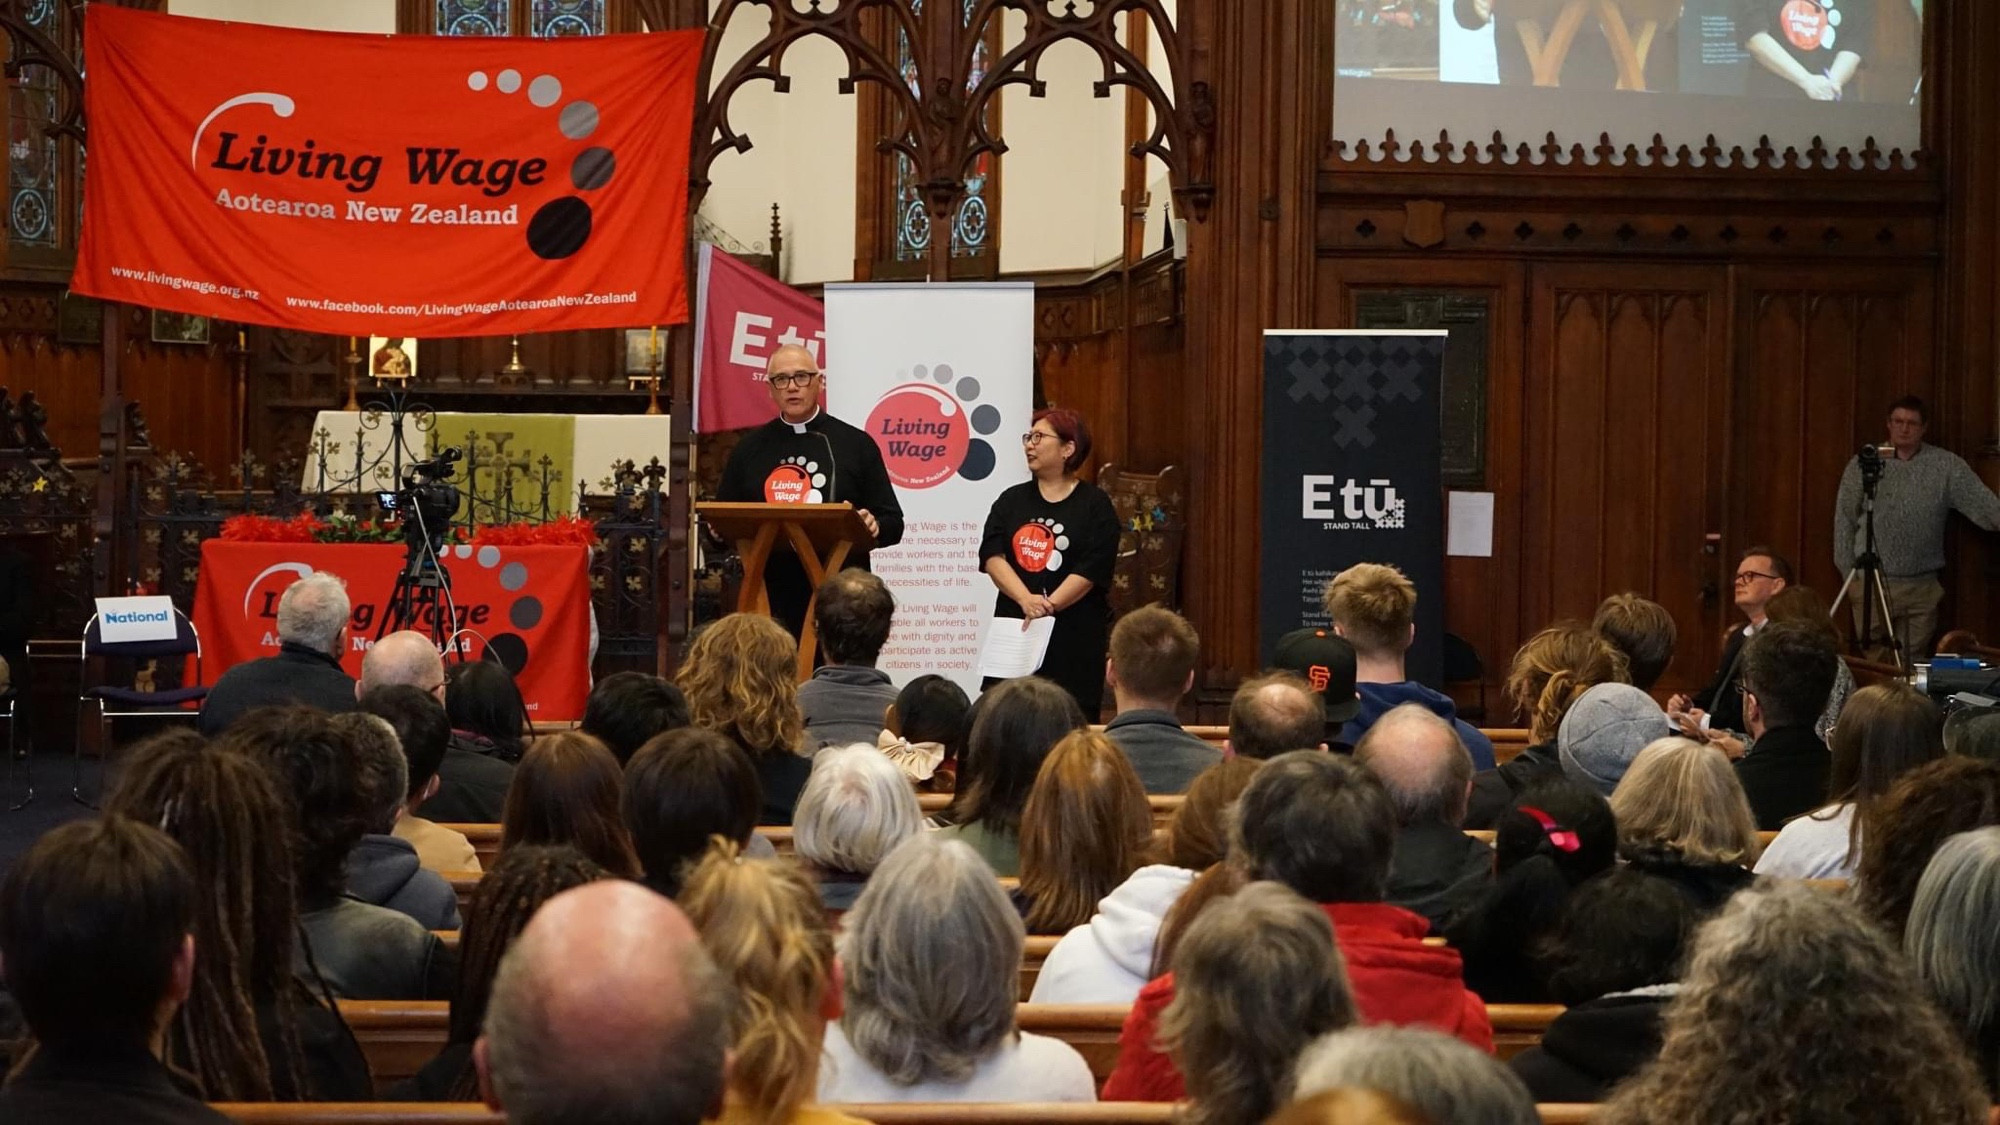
{"left": 1668, "top": 547, "right": 1792, "bottom": 739}
{"left": 717, "top": 344, "right": 904, "bottom": 637}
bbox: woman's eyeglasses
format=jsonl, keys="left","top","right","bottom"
{"left": 1021, "top": 432, "right": 1055, "bottom": 446}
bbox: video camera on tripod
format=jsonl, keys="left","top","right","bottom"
{"left": 379, "top": 447, "right": 462, "bottom": 557}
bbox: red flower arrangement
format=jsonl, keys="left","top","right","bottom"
{"left": 219, "top": 511, "right": 600, "bottom": 549}
{"left": 471, "top": 514, "right": 601, "bottom": 548}
{"left": 220, "top": 512, "right": 327, "bottom": 542}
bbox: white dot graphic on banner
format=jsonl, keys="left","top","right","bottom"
{"left": 497, "top": 69, "right": 523, "bottom": 94}
{"left": 528, "top": 74, "right": 562, "bottom": 107}
{"left": 468, "top": 71, "right": 490, "bottom": 91}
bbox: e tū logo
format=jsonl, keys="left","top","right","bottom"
{"left": 1301, "top": 476, "right": 1407, "bottom": 530}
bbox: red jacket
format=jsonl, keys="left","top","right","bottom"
{"left": 1099, "top": 901, "right": 1494, "bottom": 1101}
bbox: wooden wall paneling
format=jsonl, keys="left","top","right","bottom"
{"left": 1523, "top": 264, "right": 1729, "bottom": 696}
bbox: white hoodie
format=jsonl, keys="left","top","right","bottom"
{"left": 1028, "top": 864, "right": 1197, "bottom": 1005}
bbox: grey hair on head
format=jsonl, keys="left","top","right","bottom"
{"left": 1907, "top": 826, "right": 2000, "bottom": 1091}
{"left": 1293, "top": 1026, "right": 1538, "bottom": 1125}
{"left": 1353, "top": 703, "right": 1473, "bottom": 826}
{"left": 836, "top": 834, "right": 1023, "bottom": 1086}
{"left": 792, "top": 743, "right": 923, "bottom": 876}
{"left": 276, "top": 571, "right": 350, "bottom": 656}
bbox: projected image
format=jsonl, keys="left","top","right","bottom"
{"left": 1442, "top": 0, "right": 1683, "bottom": 91}
{"left": 1337, "top": 0, "right": 1442, "bottom": 78}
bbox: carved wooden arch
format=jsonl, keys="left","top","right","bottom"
{"left": 674, "top": 0, "right": 1214, "bottom": 279}
{"left": 0, "top": 7, "right": 85, "bottom": 149}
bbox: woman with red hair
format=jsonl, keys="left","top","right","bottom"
{"left": 978, "top": 407, "right": 1122, "bottom": 717}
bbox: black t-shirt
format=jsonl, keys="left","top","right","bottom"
{"left": 1737, "top": 0, "right": 1872, "bottom": 96}
{"left": 978, "top": 480, "right": 1120, "bottom": 616}
{"left": 716, "top": 411, "right": 906, "bottom": 563}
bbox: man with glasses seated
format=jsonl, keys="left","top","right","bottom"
{"left": 1669, "top": 546, "right": 1791, "bottom": 738}
{"left": 717, "top": 345, "right": 905, "bottom": 638}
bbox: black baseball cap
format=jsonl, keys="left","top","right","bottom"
{"left": 1272, "top": 627, "right": 1362, "bottom": 724}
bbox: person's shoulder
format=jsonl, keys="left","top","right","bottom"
{"left": 1009, "top": 1030, "right": 1098, "bottom": 1086}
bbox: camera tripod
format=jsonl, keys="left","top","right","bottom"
{"left": 376, "top": 535, "right": 460, "bottom": 653}
{"left": 1829, "top": 451, "right": 1904, "bottom": 671}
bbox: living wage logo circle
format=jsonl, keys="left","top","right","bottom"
{"left": 865, "top": 362, "right": 1002, "bottom": 490}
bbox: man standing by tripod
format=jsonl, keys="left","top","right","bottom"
{"left": 1834, "top": 396, "right": 2000, "bottom": 669}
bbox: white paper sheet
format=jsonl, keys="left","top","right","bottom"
{"left": 977, "top": 614, "right": 1057, "bottom": 679}
{"left": 1447, "top": 491, "right": 1495, "bottom": 558}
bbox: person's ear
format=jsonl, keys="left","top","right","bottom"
{"left": 1222, "top": 740, "right": 1236, "bottom": 759}
{"left": 710, "top": 1050, "right": 735, "bottom": 1120}
{"left": 1180, "top": 669, "right": 1196, "bottom": 699}
{"left": 1104, "top": 660, "right": 1120, "bottom": 691}
{"left": 884, "top": 703, "right": 902, "bottom": 737}
{"left": 355, "top": 680, "right": 365, "bottom": 702}
{"left": 1406, "top": 623, "right": 1417, "bottom": 646}
{"left": 168, "top": 933, "right": 195, "bottom": 1007}
{"left": 421, "top": 774, "right": 441, "bottom": 803}
{"left": 820, "top": 957, "right": 845, "bottom": 1022}
{"left": 475, "top": 1037, "right": 501, "bottom": 1111}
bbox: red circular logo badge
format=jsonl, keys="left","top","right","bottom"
{"left": 1779, "top": 0, "right": 1827, "bottom": 50}
{"left": 763, "top": 463, "right": 811, "bottom": 504}
{"left": 1012, "top": 522, "right": 1056, "bottom": 572}
{"left": 865, "top": 385, "right": 971, "bottom": 490}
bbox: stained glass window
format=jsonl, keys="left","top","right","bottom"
{"left": 434, "top": 0, "right": 606, "bottom": 37}
{"left": 531, "top": 0, "right": 606, "bottom": 37}
{"left": 7, "top": 0, "right": 64, "bottom": 249}
{"left": 892, "top": 0, "right": 993, "bottom": 262}
{"left": 436, "top": 0, "right": 511, "bottom": 36}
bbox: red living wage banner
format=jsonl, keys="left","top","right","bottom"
{"left": 191, "top": 541, "right": 592, "bottom": 720}
{"left": 72, "top": 7, "right": 703, "bottom": 337}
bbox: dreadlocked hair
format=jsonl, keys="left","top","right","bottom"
{"left": 443, "top": 844, "right": 609, "bottom": 1101}
{"left": 103, "top": 729, "right": 311, "bottom": 1101}
{"left": 679, "top": 838, "right": 836, "bottom": 1125}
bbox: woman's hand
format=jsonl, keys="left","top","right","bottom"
{"left": 1017, "top": 593, "right": 1057, "bottom": 622}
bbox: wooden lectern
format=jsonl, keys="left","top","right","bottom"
{"left": 696, "top": 501, "right": 877, "bottom": 681}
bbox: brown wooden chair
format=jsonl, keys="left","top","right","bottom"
{"left": 1095, "top": 463, "right": 1186, "bottom": 616}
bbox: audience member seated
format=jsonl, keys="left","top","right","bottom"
{"left": 1946, "top": 706, "right": 2000, "bottom": 760}
{"left": 877, "top": 673, "right": 969, "bottom": 789}
{"left": 1031, "top": 756, "right": 1262, "bottom": 1005}
{"left": 680, "top": 614, "right": 815, "bottom": 825}
{"left": 1267, "top": 1088, "right": 1431, "bottom": 1125}
{"left": 445, "top": 659, "right": 528, "bottom": 763}
{"left": 1160, "top": 882, "right": 1359, "bottom": 1125}
{"left": 817, "top": 834, "right": 1098, "bottom": 1102}
{"left": 1290, "top": 1027, "right": 1538, "bottom": 1125}
{"left": 1598, "top": 881, "right": 1988, "bottom": 1125}
{"left": 335, "top": 712, "right": 460, "bottom": 930}
{"left": 1104, "top": 751, "right": 1490, "bottom": 1102}
{"left": 1508, "top": 867, "right": 1694, "bottom": 1102}
{"left": 1856, "top": 756, "right": 2000, "bottom": 936}
{"left": 364, "top": 631, "right": 514, "bottom": 823}
{"left": 1018, "top": 729, "right": 1157, "bottom": 934}
{"left": 1731, "top": 620, "right": 1840, "bottom": 829}
{"left": 199, "top": 571, "right": 357, "bottom": 735}
{"left": 792, "top": 741, "right": 924, "bottom": 911}
{"left": 680, "top": 843, "right": 869, "bottom": 1125}
{"left": 579, "top": 671, "right": 691, "bottom": 766}
{"left": 1466, "top": 623, "right": 1628, "bottom": 828}
{"left": 1906, "top": 826, "right": 2000, "bottom": 1097}
{"left": 221, "top": 706, "right": 452, "bottom": 1000}
{"left": 1225, "top": 670, "right": 1328, "bottom": 759}
{"left": 1271, "top": 627, "right": 1363, "bottom": 750}
{"left": 1610, "top": 737, "right": 1760, "bottom": 915}
{"left": 1445, "top": 779, "right": 1617, "bottom": 1003}
{"left": 1591, "top": 592, "right": 1677, "bottom": 692}
{"left": 399, "top": 846, "right": 608, "bottom": 1100}
{"left": 1558, "top": 682, "right": 1673, "bottom": 796}
{"left": 475, "top": 881, "right": 732, "bottom": 1125}
{"left": 1763, "top": 585, "right": 1854, "bottom": 742}
{"left": 105, "top": 731, "right": 370, "bottom": 1101}
{"left": 501, "top": 730, "right": 642, "bottom": 878}
{"left": 1757, "top": 682, "right": 1941, "bottom": 879}
{"left": 799, "top": 569, "right": 902, "bottom": 751}
{"left": 1670, "top": 546, "right": 1792, "bottom": 737}
{"left": 935, "top": 675, "right": 1086, "bottom": 877}
{"left": 1355, "top": 704, "right": 1492, "bottom": 930}
{"left": 1100, "top": 605, "right": 1222, "bottom": 792}
{"left": 0, "top": 817, "right": 231, "bottom": 1125}
{"left": 360, "top": 684, "right": 480, "bottom": 872}
{"left": 624, "top": 727, "right": 770, "bottom": 897}
{"left": 1325, "top": 563, "right": 1495, "bottom": 769}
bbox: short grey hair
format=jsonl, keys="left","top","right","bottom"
{"left": 1293, "top": 1026, "right": 1539, "bottom": 1125}
{"left": 836, "top": 834, "right": 1022, "bottom": 1086}
{"left": 1159, "top": 882, "right": 1357, "bottom": 1125}
{"left": 484, "top": 907, "right": 731, "bottom": 1125}
{"left": 792, "top": 744, "right": 922, "bottom": 876}
{"left": 1907, "top": 826, "right": 2000, "bottom": 1085}
{"left": 277, "top": 571, "right": 350, "bottom": 656}
{"left": 1944, "top": 708, "right": 2000, "bottom": 762}
{"left": 332, "top": 712, "right": 406, "bottom": 835}
{"left": 1353, "top": 703, "right": 1473, "bottom": 826}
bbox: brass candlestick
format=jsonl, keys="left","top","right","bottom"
{"left": 497, "top": 334, "right": 533, "bottom": 386}
{"left": 343, "top": 336, "right": 362, "bottom": 411}
{"left": 645, "top": 349, "right": 663, "bottom": 416}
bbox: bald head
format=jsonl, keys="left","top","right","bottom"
{"left": 1227, "top": 671, "right": 1328, "bottom": 760}
{"left": 1354, "top": 703, "right": 1473, "bottom": 826}
{"left": 478, "top": 881, "right": 730, "bottom": 1125}
{"left": 358, "top": 631, "right": 444, "bottom": 698}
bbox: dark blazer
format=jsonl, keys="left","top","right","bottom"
{"left": 198, "top": 642, "right": 357, "bottom": 735}
{"left": 1735, "top": 724, "right": 1833, "bottom": 831}
{"left": 1103, "top": 709, "right": 1223, "bottom": 795}
{"left": 1385, "top": 818, "right": 1495, "bottom": 931}
{"left": 0, "top": 1040, "right": 232, "bottom": 1125}
{"left": 1464, "top": 744, "right": 1564, "bottom": 830}
{"left": 1510, "top": 992, "right": 1673, "bottom": 1103}
{"left": 1692, "top": 623, "right": 1752, "bottom": 733}
{"left": 416, "top": 733, "right": 516, "bottom": 824}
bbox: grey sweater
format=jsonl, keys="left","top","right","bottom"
{"left": 1834, "top": 444, "right": 2000, "bottom": 577}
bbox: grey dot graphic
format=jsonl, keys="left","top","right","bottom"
{"left": 496, "top": 69, "right": 522, "bottom": 94}
{"left": 528, "top": 74, "right": 562, "bottom": 107}
{"left": 934, "top": 363, "right": 954, "bottom": 383}
{"left": 956, "top": 377, "right": 980, "bottom": 401}
{"left": 454, "top": 544, "right": 474, "bottom": 559}
{"left": 500, "top": 562, "right": 529, "bottom": 592}
{"left": 509, "top": 596, "right": 544, "bottom": 630}
{"left": 559, "top": 101, "right": 600, "bottom": 140}
{"left": 571, "top": 147, "right": 615, "bottom": 191}
{"left": 971, "top": 404, "right": 1000, "bottom": 434}
{"left": 468, "top": 71, "right": 490, "bottom": 92}
{"left": 476, "top": 545, "right": 501, "bottom": 569}
{"left": 913, "top": 364, "right": 929, "bottom": 380}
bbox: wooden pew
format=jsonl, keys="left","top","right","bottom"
{"left": 215, "top": 1104, "right": 1603, "bottom": 1124}
{"left": 1490, "top": 1004, "right": 1564, "bottom": 1061}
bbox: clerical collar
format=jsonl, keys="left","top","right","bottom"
{"left": 785, "top": 407, "right": 822, "bottom": 434}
